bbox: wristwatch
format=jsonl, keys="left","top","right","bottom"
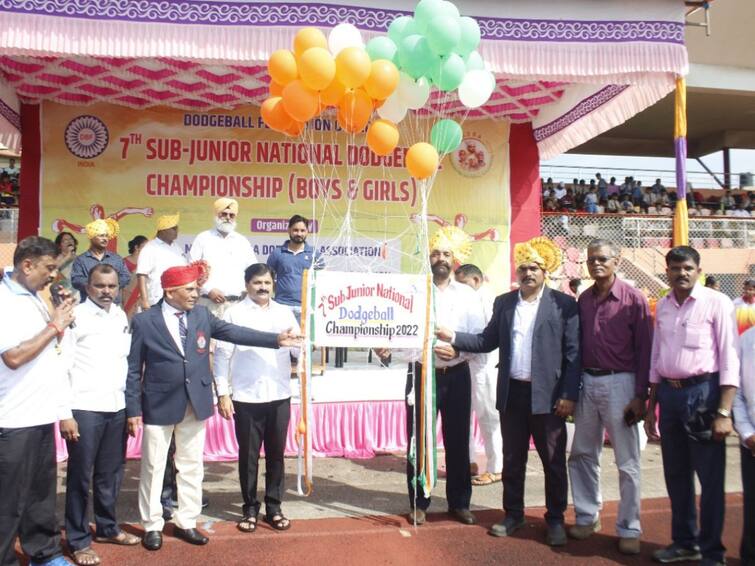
{"left": 716, "top": 408, "right": 731, "bottom": 419}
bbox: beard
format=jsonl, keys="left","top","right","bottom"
{"left": 215, "top": 217, "right": 237, "bottom": 234}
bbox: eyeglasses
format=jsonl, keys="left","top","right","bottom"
{"left": 586, "top": 255, "right": 615, "bottom": 264}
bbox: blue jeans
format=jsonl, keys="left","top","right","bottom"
{"left": 658, "top": 379, "right": 726, "bottom": 562}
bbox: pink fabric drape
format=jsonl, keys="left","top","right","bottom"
{"left": 55, "top": 401, "right": 487, "bottom": 462}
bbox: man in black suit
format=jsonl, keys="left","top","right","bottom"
{"left": 437, "top": 237, "right": 580, "bottom": 545}
{"left": 126, "top": 262, "right": 300, "bottom": 551}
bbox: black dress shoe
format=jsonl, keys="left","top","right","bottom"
{"left": 489, "top": 516, "right": 525, "bottom": 537}
{"left": 142, "top": 531, "right": 163, "bottom": 551}
{"left": 174, "top": 527, "right": 209, "bottom": 545}
{"left": 449, "top": 508, "right": 477, "bottom": 525}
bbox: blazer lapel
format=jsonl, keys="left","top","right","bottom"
{"left": 533, "top": 286, "right": 553, "bottom": 333}
{"left": 149, "top": 302, "right": 183, "bottom": 357}
{"left": 502, "top": 292, "right": 517, "bottom": 352}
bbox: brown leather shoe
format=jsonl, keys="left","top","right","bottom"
{"left": 567, "top": 519, "right": 601, "bottom": 540}
{"left": 618, "top": 537, "right": 641, "bottom": 555}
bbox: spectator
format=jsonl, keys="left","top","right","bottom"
{"left": 607, "top": 177, "right": 619, "bottom": 197}
{"left": 53, "top": 232, "right": 79, "bottom": 295}
{"left": 641, "top": 187, "right": 656, "bottom": 211}
{"left": 554, "top": 183, "right": 566, "bottom": 200}
{"left": 732, "top": 202, "right": 752, "bottom": 218}
{"left": 658, "top": 190, "right": 671, "bottom": 207}
{"left": 596, "top": 174, "right": 608, "bottom": 201}
{"left": 704, "top": 275, "right": 720, "bottom": 291}
{"left": 559, "top": 189, "right": 576, "bottom": 212}
{"left": 632, "top": 181, "right": 643, "bottom": 205}
{"left": 619, "top": 195, "right": 634, "bottom": 213}
{"left": 584, "top": 188, "right": 598, "bottom": 213}
{"left": 544, "top": 198, "right": 559, "bottom": 212}
{"left": 651, "top": 178, "right": 665, "bottom": 193}
{"left": 606, "top": 194, "right": 620, "bottom": 213}
{"left": 722, "top": 190, "right": 737, "bottom": 210}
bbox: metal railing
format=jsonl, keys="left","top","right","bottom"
{"left": 541, "top": 212, "right": 755, "bottom": 299}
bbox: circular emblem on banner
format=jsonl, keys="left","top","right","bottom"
{"left": 64, "top": 115, "right": 109, "bottom": 159}
{"left": 450, "top": 137, "right": 491, "bottom": 178}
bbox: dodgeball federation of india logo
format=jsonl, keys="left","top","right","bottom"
{"left": 64, "top": 115, "right": 109, "bottom": 159}
{"left": 450, "top": 137, "right": 492, "bottom": 177}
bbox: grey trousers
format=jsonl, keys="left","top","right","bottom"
{"left": 568, "top": 371, "right": 642, "bottom": 538}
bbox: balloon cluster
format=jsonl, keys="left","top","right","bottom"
{"left": 263, "top": 25, "right": 401, "bottom": 139}
{"left": 261, "top": 0, "right": 495, "bottom": 180}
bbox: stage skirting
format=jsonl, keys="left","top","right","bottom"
{"left": 54, "top": 400, "right": 486, "bottom": 463}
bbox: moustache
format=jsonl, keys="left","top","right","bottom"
{"left": 256, "top": 290, "right": 269, "bottom": 294}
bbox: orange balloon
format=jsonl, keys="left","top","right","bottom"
{"left": 269, "top": 80, "right": 284, "bottom": 97}
{"left": 282, "top": 80, "right": 319, "bottom": 123}
{"left": 298, "top": 47, "right": 336, "bottom": 91}
{"left": 283, "top": 119, "right": 306, "bottom": 137}
{"left": 260, "top": 96, "right": 294, "bottom": 132}
{"left": 338, "top": 88, "right": 373, "bottom": 133}
{"left": 367, "top": 119, "right": 399, "bottom": 156}
{"left": 364, "top": 59, "right": 400, "bottom": 101}
{"left": 268, "top": 49, "right": 298, "bottom": 86}
{"left": 335, "top": 47, "right": 371, "bottom": 89}
{"left": 406, "top": 142, "right": 439, "bottom": 180}
{"left": 294, "top": 27, "right": 328, "bottom": 58}
{"left": 320, "top": 78, "right": 346, "bottom": 107}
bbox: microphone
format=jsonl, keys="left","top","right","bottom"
{"left": 50, "top": 283, "right": 76, "bottom": 328}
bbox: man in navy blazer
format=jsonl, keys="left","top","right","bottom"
{"left": 126, "top": 263, "right": 300, "bottom": 551}
{"left": 437, "top": 237, "right": 580, "bottom": 546}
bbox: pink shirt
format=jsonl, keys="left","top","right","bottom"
{"left": 650, "top": 284, "right": 739, "bottom": 386}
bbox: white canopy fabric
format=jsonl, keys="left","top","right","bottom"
{"left": 0, "top": 0, "right": 688, "bottom": 157}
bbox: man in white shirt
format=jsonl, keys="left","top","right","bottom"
{"left": 0, "top": 236, "right": 75, "bottom": 566}
{"left": 61, "top": 264, "right": 140, "bottom": 566}
{"left": 137, "top": 213, "right": 186, "bottom": 309}
{"left": 388, "top": 227, "right": 485, "bottom": 527}
{"left": 189, "top": 198, "right": 257, "bottom": 317}
{"left": 214, "top": 263, "right": 298, "bottom": 533}
{"left": 454, "top": 264, "right": 502, "bottom": 487}
{"left": 733, "top": 326, "right": 755, "bottom": 564}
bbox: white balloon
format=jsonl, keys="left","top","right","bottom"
{"left": 377, "top": 92, "right": 408, "bottom": 123}
{"left": 397, "top": 73, "right": 431, "bottom": 110}
{"left": 458, "top": 69, "right": 495, "bottom": 109}
{"left": 328, "top": 23, "right": 364, "bottom": 55}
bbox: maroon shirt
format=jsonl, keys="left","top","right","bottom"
{"left": 578, "top": 277, "right": 653, "bottom": 397}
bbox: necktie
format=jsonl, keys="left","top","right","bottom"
{"left": 175, "top": 312, "right": 187, "bottom": 352}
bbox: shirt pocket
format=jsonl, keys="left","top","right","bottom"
{"left": 682, "top": 321, "right": 712, "bottom": 350}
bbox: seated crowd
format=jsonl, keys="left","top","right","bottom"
{"left": 541, "top": 174, "right": 754, "bottom": 217}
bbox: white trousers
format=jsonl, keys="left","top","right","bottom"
{"left": 468, "top": 357, "right": 503, "bottom": 474}
{"left": 139, "top": 406, "right": 206, "bottom": 531}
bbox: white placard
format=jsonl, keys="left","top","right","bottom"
{"left": 311, "top": 270, "right": 430, "bottom": 348}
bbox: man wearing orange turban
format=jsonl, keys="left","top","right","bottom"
{"left": 437, "top": 235, "right": 580, "bottom": 546}
{"left": 126, "top": 262, "right": 301, "bottom": 551}
{"left": 189, "top": 198, "right": 257, "bottom": 317}
{"left": 70, "top": 217, "right": 131, "bottom": 303}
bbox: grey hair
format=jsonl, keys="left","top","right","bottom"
{"left": 586, "top": 238, "right": 620, "bottom": 258}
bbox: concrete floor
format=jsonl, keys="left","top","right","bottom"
{"left": 56, "top": 437, "right": 744, "bottom": 528}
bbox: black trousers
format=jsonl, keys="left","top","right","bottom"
{"left": 0, "top": 423, "right": 62, "bottom": 566}
{"left": 233, "top": 398, "right": 290, "bottom": 518}
{"left": 501, "top": 379, "right": 568, "bottom": 525}
{"left": 405, "top": 362, "right": 471, "bottom": 511}
{"left": 64, "top": 409, "right": 127, "bottom": 551}
{"left": 658, "top": 379, "right": 726, "bottom": 563}
{"left": 741, "top": 445, "right": 755, "bottom": 565}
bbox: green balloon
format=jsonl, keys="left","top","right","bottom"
{"left": 414, "top": 0, "right": 444, "bottom": 34}
{"left": 367, "top": 36, "right": 398, "bottom": 61}
{"left": 430, "top": 53, "right": 466, "bottom": 91}
{"left": 399, "top": 34, "right": 435, "bottom": 80}
{"left": 465, "top": 50, "right": 485, "bottom": 71}
{"left": 388, "top": 16, "right": 418, "bottom": 44}
{"left": 456, "top": 16, "right": 481, "bottom": 56}
{"left": 430, "top": 119, "right": 463, "bottom": 154}
{"left": 426, "top": 15, "right": 461, "bottom": 56}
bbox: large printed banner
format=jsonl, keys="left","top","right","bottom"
{"left": 312, "top": 271, "right": 429, "bottom": 348}
{"left": 40, "top": 102, "right": 511, "bottom": 289}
